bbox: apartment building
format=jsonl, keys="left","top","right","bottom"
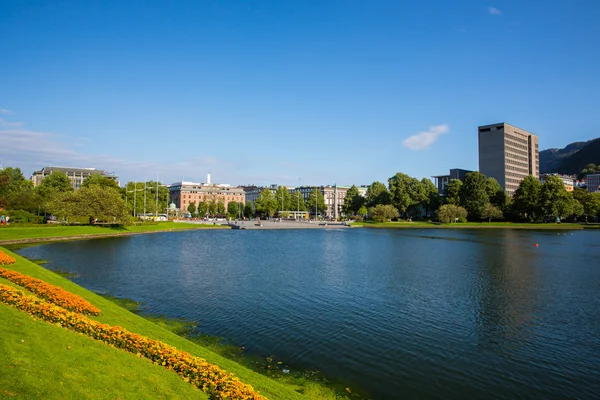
{"left": 168, "top": 180, "right": 245, "bottom": 215}
{"left": 587, "top": 174, "right": 600, "bottom": 193}
{"left": 31, "top": 166, "right": 118, "bottom": 189}
{"left": 431, "top": 168, "right": 472, "bottom": 195}
{"left": 478, "top": 123, "right": 539, "bottom": 196}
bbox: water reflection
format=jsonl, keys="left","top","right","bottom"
{"left": 474, "top": 230, "right": 539, "bottom": 353}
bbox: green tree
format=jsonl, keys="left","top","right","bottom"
{"left": 47, "top": 186, "right": 129, "bottom": 223}
{"left": 217, "top": 200, "right": 226, "bottom": 215}
{"left": 436, "top": 204, "right": 468, "bottom": 224}
{"left": 443, "top": 179, "right": 462, "bottom": 206}
{"left": 227, "top": 201, "right": 239, "bottom": 219}
{"left": 197, "top": 201, "right": 208, "bottom": 217}
{"left": 254, "top": 188, "right": 278, "bottom": 217}
{"left": 122, "top": 181, "right": 169, "bottom": 217}
{"left": 82, "top": 173, "right": 119, "bottom": 190}
{"left": 540, "top": 175, "right": 572, "bottom": 220}
{"left": 291, "top": 191, "right": 307, "bottom": 211}
{"left": 365, "top": 181, "right": 391, "bottom": 207}
{"left": 481, "top": 203, "right": 504, "bottom": 222}
{"left": 187, "top": 201, "right": 196, "bottom": 216}
{"left": 4, "top": 190, "right": 44, "bottom": 215}
{"left": 388, "top": 173, "right": 426, "bottom": 217}
{"left": 243, "top": 202, "right": 254, "bottom": 218}
{"left": 583, "top": 193, "right": 600, "bottom": 219}
{"left": 0, "top": 167, "right": 34, "bottom": 207}
{"left": 342, "top": 185, "right": 363, "bottom": 216}
{"left": 208, "top": 200, "right": 217, "bottom": 216}
{"left": 512, "top": 176, "right": 542, "bottom": 221}
{"left": 357, "top": 205, "right": 368, "bottom": 218}
{"left": 420, "top": 178, "right": 440, "bottom": 217}
{"left": 459, "top": 172, "right": 490, "bottom": 221}
{"left": 274, "top": 186, "right": 292, "bottom": 212}
{"left": 486, "top": 177, "right": 506, "bottom": 208}
{"left": 306, "top": 189, "right": 327, "bottom": 217}
{"left": 369, "top": 204, "right": 399, "bottom": 222}
{"left": 37, "top": 171, "right": 73, "bottom": 198}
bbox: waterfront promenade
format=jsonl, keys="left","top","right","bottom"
{"left": 175, "top": 219, "right": 350, "bottom": 230}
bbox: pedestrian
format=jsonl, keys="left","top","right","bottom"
{"left": 0, "top": 215, "right": 5, "bottom": 226}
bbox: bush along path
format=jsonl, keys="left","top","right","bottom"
{"left": 0, "top": 281, "right": 266, "bottom": 399}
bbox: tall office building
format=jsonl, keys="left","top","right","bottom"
{"left": 478, "top": 123, "right": 539, "bottom": 196}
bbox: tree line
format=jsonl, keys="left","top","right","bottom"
{"left": 1, "top": 166, "right": 599, "bottom": 225}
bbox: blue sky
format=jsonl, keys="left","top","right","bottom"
{"left": 1, "top": 0, "right": 598, "bottom": 186}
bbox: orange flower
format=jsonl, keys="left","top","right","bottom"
{"left": 0, "top": 266, "right": 100, "bottom": 315}
{"left": 0, "top": 284, "right": 266, "bottom": 400}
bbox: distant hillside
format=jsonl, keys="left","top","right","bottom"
{"left": 555, "top": 138, "right": 600, "bottom": 174}
{"left": 539, "top": 141, "right": 588, "bottom": 173}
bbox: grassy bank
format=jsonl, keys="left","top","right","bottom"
{"left": 0, "top": 248, "right": 308, "bottom": 400}
{"left": 0, "top": 222, "right": 226, "bottom": 244}
{"left": 351, "top": 221, "right": 587, "bottom": 229}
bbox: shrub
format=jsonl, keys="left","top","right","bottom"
{"left": 4, "top": 209, "right": 44, "bottom": 224}
{"left": 0, "top": 284, "right": 265, "bottom": 400}
{"left": 0, "top": 266, "right": 100, "bottom": 315}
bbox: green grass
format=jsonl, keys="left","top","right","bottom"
{"left": 0, "top": 248, "right": 308, "bottom": 400}
{"left": 0, "top": 222, "right": 226, "bottom": 243}
{"left": 351, "top": 221, "right": 585, "bottom": 229}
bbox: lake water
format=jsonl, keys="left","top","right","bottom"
{"left": 15, "top": 228, "right": 600, "bottom": 399}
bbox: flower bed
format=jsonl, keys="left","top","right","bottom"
{"left": 0, "top": 267, "right": 100, "bottom": 315}
{"left": 0, "top": 284, "right": 265, "bottom": 400}
{"left": 0, "top": 251, "right": 16, "bottom": 265}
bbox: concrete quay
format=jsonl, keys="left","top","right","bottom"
{"left": 175, "top": 219, "right": 351, "bottom": 230}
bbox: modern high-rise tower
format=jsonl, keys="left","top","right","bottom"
{"left": 478, "top": 122, "right": 539, "bottom": 196}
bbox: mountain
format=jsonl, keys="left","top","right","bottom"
{"left": 555, "top": 138, "right": 600, "bottom": 174}
{"left": 539, "top": 141, "right": 588, "bottom": 173}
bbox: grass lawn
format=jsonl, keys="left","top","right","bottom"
{"left": 351, "top": 221, "right": 586, "bottom": 229}
{"left": 0, "top": 222, "right": 226, "bottom": 243}
{"left": 0, "top": 248, "right": 307, "bottom": 400}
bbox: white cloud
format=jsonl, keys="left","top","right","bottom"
{"left": 488, "top": 7, "right": 502, "bottom": 15}
{"left": 0, "top": 128, "right": 234, "bottom": 184}
{"left": 0, "top": 118, "right": 23, "bottom": 128}
{"left": 0, "top": 108, "right": 13, "bottom": 115}
{"left": 402, "top": 124, "right": 449, "bottom": 151}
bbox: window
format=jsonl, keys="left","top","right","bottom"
{"left": 479, "top": 128, "right": 491, "bottom": 132}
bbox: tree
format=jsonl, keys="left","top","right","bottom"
{"left": 342, "top": 185, "right": 363, "bottom": 216}
{"left": 436, "top": 204, "right": 468, "bottom": 224}
{"left": 82, "top": 173, "right": 119, "bottom": 190}
{"left": 197, "top": 201, "right": 208, "bottom": 217}
{"left": 243, "top": 202, "right": 254, "bottom": 218}
{"left": 512, "top": 175, "right": 542, "bottom": 221}
{"left": 481, "top": 203, "right": 504, "bottom": 222}
{"left": 583, "top": 193, "right": 600, "bottom": 219}
{"left": 305, "top": 189, "right": 327, "bottom": 217}
{"left": 254, "top": 189, "right": 278, "bottom": 217}
{"left": 47, "top": 186, "right": 129, "bottom": 223}
{"left": 36, "top": 171, "right": 73, "bottom": 198}
{"left": 369, "top": 204, "right": 399, "bottom": 222}
{"left": 187, "top": 202, "right": 196, "bottom": 216}
{"left": 0, "top": 167, "right": 34, "bottom": 207}
{"left": 443, "top": 179, "right": 462, "bottom": 206}
{"left": 274, "top": 186, "right": 292, "bottom": 212}
{"left": 420, "top": 178, "right": 440, "bottom": 217}
{"left": 4, "top": 190, "right": 44, "bottom": 215}
{"left": 291, "top": 190, "right": 307, "bottom": 211}
{"left": 365, "top": 181, "right": 391, "bottom": 207}
{"left": 540, "top": 175, "right": 572, "bottom": 220}
{"left": 486, "top": 177, "right": 506, "bottom": 208}
{"left": 217, "top": 200, "right": 226, "bottom": 215}
{"left": 460, "top": 172, "right": 490, "bottom": 221}
{"left": 122, "top": 181, "right": 169, "bottom": 217}
{"left": 357, "top": 205, "right": 368, "bottom": 218}
{"left": 388, "top": 173, "right": 426, "bottom": 217}
{"left": 208, "top": 201, "right": 217, "bottom": 216}
{"left": 227, "top": 201, "right": 239, "bottom": 219}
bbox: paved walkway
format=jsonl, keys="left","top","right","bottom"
{"left": 176, "top": 219, "right": 352, "bottom": 230}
